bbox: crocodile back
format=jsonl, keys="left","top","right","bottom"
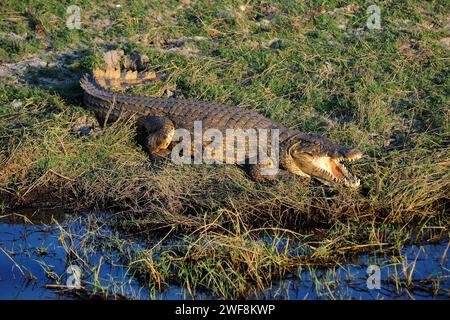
{"left": 80, "top": 74, "right": 298, "bottom": 146}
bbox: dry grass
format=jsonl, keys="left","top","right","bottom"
{"left": 0, "top": 0, "right": 448, "bottom": 299}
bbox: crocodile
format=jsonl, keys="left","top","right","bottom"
{"left": 80, "top": 51, "right": 363, "bottom": 187}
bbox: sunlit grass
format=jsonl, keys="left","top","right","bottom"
{"left": 0, "top": 0, "right": 448, "bottom": 299}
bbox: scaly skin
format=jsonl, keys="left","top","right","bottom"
{"left": 80, "top": 52, "right": 363, "bottom": 187}
{"left": 81, "top": 74, "right": 297, "bottom": 139}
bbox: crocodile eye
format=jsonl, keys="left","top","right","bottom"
{"left": 291, "top": 148, "right": 313, "bottom": 157}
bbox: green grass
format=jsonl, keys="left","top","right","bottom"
{"left": 0, "top": 0, "right": 449, "bottom": 299}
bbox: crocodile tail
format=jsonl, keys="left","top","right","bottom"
{"left": 82, "top": 50, "right": 159, "bottom": 92}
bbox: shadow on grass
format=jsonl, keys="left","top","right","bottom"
{"left": 21, "top": 49, "right": 93, "bottom": 104}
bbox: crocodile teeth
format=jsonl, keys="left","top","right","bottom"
{"left": 313, "top": 156, "right": 361, "bottom": 188}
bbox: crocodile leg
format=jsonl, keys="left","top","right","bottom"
{"left": 140, "top": 115, "right": 175, "bottom": 159}
{"left": 248, "top": 157, "right": 280, "bottom": 182}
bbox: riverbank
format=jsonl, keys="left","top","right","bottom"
{"left": 0, "top": 0, "right": 449, "bottom": 299}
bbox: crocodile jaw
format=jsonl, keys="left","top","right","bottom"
{"left": 311, "top": 155, "right": 361, "bottom": 188}
{"left": 283, "top": 151, "right": 362, "bottom": 188}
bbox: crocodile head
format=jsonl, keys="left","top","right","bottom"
{"left": 282, "top": 133, "right": 363, "bottom": 188}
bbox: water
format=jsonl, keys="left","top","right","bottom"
{"left": 0, "top": 212, "right": 449, "bottom": 300}
{"left": 259, "top": 244, "right": 450, "bottom": 300}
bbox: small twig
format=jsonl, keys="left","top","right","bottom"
{"left": 338, "top": 243, "right": 387, "bottom": 251}
{"left": 103, "top": 94, "right": 116, "bottom": 126}
{"left": 45, "top": 284, "right": 86, "bottom": 289}
{"left": 49, "top": 169, "right": 75, "bottom": 182}
{"left": 0, "top": 247, "right": 25, "bottom": 276}
{"left": 440, "top": 241, "right": 449, "bottom": 267}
